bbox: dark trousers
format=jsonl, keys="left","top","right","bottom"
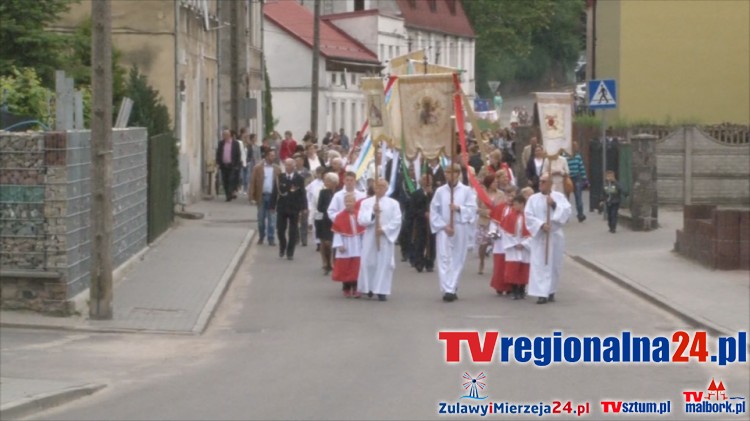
{"left": 298, "top": 211, "right": 308, "bottom": 246}
{"left": 412, "top": 218, "right": 435, "bottom": 270}
{"left": 399, "top": 217, "right": 414, "bottom": 261}
{"left": 277, "top": 210, "right": 299, "bottom": 257}
{"left": 219, "top": 166, "right": 238, "bottom": 200}
{"left": 607, "top": 203, "right": 620, "bottom": 232}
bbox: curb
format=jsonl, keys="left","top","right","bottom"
{"left": 571, "top": 255, "right": 731, "bottom": 338}
{"left": 192, "top": 228, "right": 257, "bottom": 334}
{"left": 0, "top": 383, "right": 105, "bottom": 420}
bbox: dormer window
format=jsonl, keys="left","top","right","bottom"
{"left": 446, "top": 0, "right": 456, "bottom": 15}
{"left": 428, "top": 0, "right": 437, "bottom": 12}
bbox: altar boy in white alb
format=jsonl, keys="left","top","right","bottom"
{"left": 357, "top": 179, "right": 402, "bottom": 301}
{"left": 524, "top": 174, "right": 571, "bottom": 304}
{"left": 430, "top": 164, "right": 478, "bottom": 302}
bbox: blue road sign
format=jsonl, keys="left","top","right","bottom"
{"left": 588, "top": 79, "right": 617, "bottom": 109}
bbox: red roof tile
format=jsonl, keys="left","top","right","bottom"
{"left": 264, "top": 0, "right": 379, "bottom": 64}
{"left": 395, "top": 0, "right": 475, "bottom": 38}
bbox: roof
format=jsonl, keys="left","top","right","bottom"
{"left": 264, "top": 0, "right": 380, "bottom": 64}
{"left": 321, "top": 9, "right": 381, "bottom": 20}
{"left": 395, "top": 0, "right": 475, "bottom": 38}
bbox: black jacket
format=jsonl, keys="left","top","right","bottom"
{"left": 216, "top": 140, "right": 242, "bottom": 169}
{"left": 271, "top": 172, "right": 308, "bottom": 213}
{"left": 427, "top": 165, "right": 446, "bottom": 189}
{"left": 603, "top": 180, "right": 626, "bottom": 205}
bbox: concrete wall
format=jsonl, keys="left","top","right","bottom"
{"left": 657, "top": 126, "right": 750, "bottom": 206}
{"left": 0, "top": 129, "right": 148, "bottom": 314}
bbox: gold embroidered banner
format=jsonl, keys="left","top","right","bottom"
{"left": 408, "top": 60, "right": 460, "bottom": 75}
{"left": 397, "top": 74, "right": 456, "bottom": 159}
{"left": 361, "top": 77, "right": 391, "bottom": 143}
{"left": 390, "top": 50, "right": 426, "bottom": 75}
{"left": 535, "top": 92, "right": 574, "bottom": 157}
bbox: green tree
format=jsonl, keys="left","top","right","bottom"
{"left": 263, "top": 57, "right": 275, "bottom": 137}
{"left": 464, "top": 0, "right": 585, "bottom": 97}
{"left": 0, "top": 67, "right": 56, "bottom": 128}
{"left": 0, "top": 0, "right": 75, "bottom": 86}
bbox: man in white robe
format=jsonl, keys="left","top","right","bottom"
{"left": 357, "top": 179, "right": 402, "bottom": 301}
{"left": 327, "top": 171, "right": 366, "bottom": 221}
{"left": 524, "top": 173, "right": 571, "bottom": 304}
{"left": 430, "top": 164, "right": 478, "bottom": 302}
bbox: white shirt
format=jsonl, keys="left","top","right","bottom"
{"left": 263, "top": 162, "right": 274, "bottom": 193}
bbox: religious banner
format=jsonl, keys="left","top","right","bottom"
{"left": 389, "top": 50, "right": 426, "bottom": 75}
{"left": 361, "top": 77, "right": 391, "bottom": 143}
{"left": 534, "top": 92, "right": 574, "bottom": 157}
{"left": 407, "top": 60, "right": 459, "bottom": 75}
{"left": 397, "top": 73, "right": 456, "bottom": 159}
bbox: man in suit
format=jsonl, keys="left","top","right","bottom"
{"left": 272, "top": 158, "right": 308, "bottom": 260}
{"left": 216, "top": 129, "right": 242, "bottom": 201}
{"left": 410, "top": 174, "right": 436, "bottom": 272}
{"left": 427, "top": 158, "right": 446, "bottom": 189}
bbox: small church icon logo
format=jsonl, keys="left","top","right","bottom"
{"left": 460, "top": 372, "right": 488, "bottom": 400}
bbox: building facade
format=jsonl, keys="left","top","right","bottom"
{"left": 302, "top": 0, "right": 476, "bottom": 96}
{"left": 586, "top": 0, "right": 750, "bottom": 124}
{"left": 264, "top": 0, "right": 381, "bottom": 142}
{"left": 57, "top": 0, "right": 265, "bottom": 203}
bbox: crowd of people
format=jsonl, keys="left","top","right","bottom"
{"left": 218, "top": 124, "right": 626, "bottom": 304}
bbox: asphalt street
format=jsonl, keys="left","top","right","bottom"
{"left": 3, "top": 233, "right": 748, "bottom": 420}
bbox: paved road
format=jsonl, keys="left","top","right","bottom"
{"left": 3, "top": 238, "right": 748, "bottom": 420}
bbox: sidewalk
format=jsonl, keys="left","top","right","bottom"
{"left": 566, "top": 207, "right": 749, "bottom": 337}
{"left": 0, "top": 378, "right": 105, "bottom": 420}
{"left": 0, "top": 198, "right": 256, "bottom": 335}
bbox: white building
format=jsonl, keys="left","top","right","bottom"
{"left": 302, "top": 0, "right": 476, "bottom": 96}
{"left": 264, "top": 1, "right": 381, "bottom": 142}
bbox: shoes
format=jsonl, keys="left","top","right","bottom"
{"left": 316, "top": 244, "right": 320, "bottom": 251}
{"left": 425, "top": 267, "right": 434, "bottom": 273}
{"left": 287, "top": 255, "right": 294, "bottom": 261}
{"left": 323, "top": 267, "right": 331, "bottom": 275}
{"left": 351, "top": 291, "right": 361, "bottom": 299}
{"left": 609, "top": 228, "right": 616, "bottom": 233}
{"left": 378, "top": 294, "right": 387, "bottom": 302}
{"left": 442, "top": 293, "right": 457, "bottom": 302}
{"left": 301, "top": 243, "right": 307, "bottom": 247}
{"left": 367, "top": 291, "right": 374, "bottom": 298}
{"left": 536, "top": 297, "right": 548, "bottom": 304}
{"left": 415, "top": 264, "right": 423, "bottom": 273}
{"left": 268, "top": 241, "right": 276, "bottom": 246}
{"left": 258, "top": 238, "right": 264, "bottom": 245}
{"left": 225, "top": 197, "right": 231, "bottom": 202}
{"left": 578, "top": 214, "right": 586, "bottom": 222}
{"left": 279, "top": 251, "right": 285, "bottom": 258}
{"left": 548, "top": 293, "right": 555, "bottom": 302}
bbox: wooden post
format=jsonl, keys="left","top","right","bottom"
{"left": 449, "top": 117, "right": 456, "bottom": 229}
{"left": 545, "top": 201, "right": 551, "bottom": 265}
{"left": 90, "top": 0, "right": 114, "bottom": 319}
{"left": 374, "top": 140, "right": 381, "bottom": 250}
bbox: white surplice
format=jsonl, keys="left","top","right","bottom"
{"left": 306, "top": 178, "right": 324, "bottom": 243}
{"left": 502, "top": 217, "right": 531, "bottom": 263}
{"left": 430, "top": 182, "right": 478, "bottom": 294}
{"left": 327, "top": 188, "right": 366, "bottom": 221}
{"left": 332, "top": 214, "right": 363, "bottom": 258}
{"left": 524, "top": 191, "right": 571, "bottom": 298}
{"left": 357, "top": 196, "right": 402, "bottom": 295}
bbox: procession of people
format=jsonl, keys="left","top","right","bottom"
{"left": 221, "top": 119, "right": 600, "bottom": 305}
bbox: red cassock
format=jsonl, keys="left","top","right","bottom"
{"left": 489, "top": 203, "right": 511, "bottom": 293}
{"left": 331, "top": 210, "right": 365, "bottom": 282}
{"left": 500, "top": 208, "right": 531, "bottom": 285}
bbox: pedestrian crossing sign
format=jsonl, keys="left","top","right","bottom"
{"left": 588, "top": 79, "right": 617, "bottom": 109}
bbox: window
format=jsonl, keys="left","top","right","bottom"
{"left": 351, "top": 102, "right": 356, "bottom": 140}
{"left": 428, "top": 0, "right": 437, "bottom": 12}
{"left": 331, "top": 72, "right": 337, "bottom": 85}
{"left": 396, "top": 46, "right": 401, "bottom": 57}
{"left": 380, "top": 44, "right": 385, "bottom": 61}
{"left": 354, "top": 0, "right": 365, "bottom": 11}
{"left": 351, "top": 72, "right": 356, "bottom": 86}
{"left": 388, "top": 45, "right": 393, "bottom": 60}
{"left": 447, "top": 0, "right": 457, "bottom": 15}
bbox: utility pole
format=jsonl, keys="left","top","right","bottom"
{"left": 310, "top": 0, "right": 321, "bottom": 140}
{"left": 90, "top": 0, "right": 114, "bottom": 319}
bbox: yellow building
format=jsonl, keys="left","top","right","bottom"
{"left": 587, "top": 0, "right": 750, "bottom": 125}
{"left": 55, "top": 0, "right": 218, "bottom": 204}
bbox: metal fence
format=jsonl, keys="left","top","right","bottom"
{"left": 147, "top": 132, "right": 175, "bottom": 243}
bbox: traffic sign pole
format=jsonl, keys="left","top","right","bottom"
{"left": 602, "top": 109, "right": 606, "bottom": 217}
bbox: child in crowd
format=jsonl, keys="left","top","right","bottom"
{"left": 331, "top": 194, "right": 364, "bottom": 297}
{"left": 501, "top": 194, "right": 531, "bottom": 299}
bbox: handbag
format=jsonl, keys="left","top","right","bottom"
{"left": 563, "top": 175, "right": 574, "bottom": 195}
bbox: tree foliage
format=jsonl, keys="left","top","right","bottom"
{"left": 0, "top": 0, "right": 75, "bottom": 87}
{"left": 463, "top": 0, "right": 585, "bottom": 97}
{"left": 125, "top": 66, "right": 171, "bottom": 136}
{"left": 263, "top": 57, "right": 275, "bottom": 137}
{"left": 0, "top": 67, "right": 55, "bottom": 127}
